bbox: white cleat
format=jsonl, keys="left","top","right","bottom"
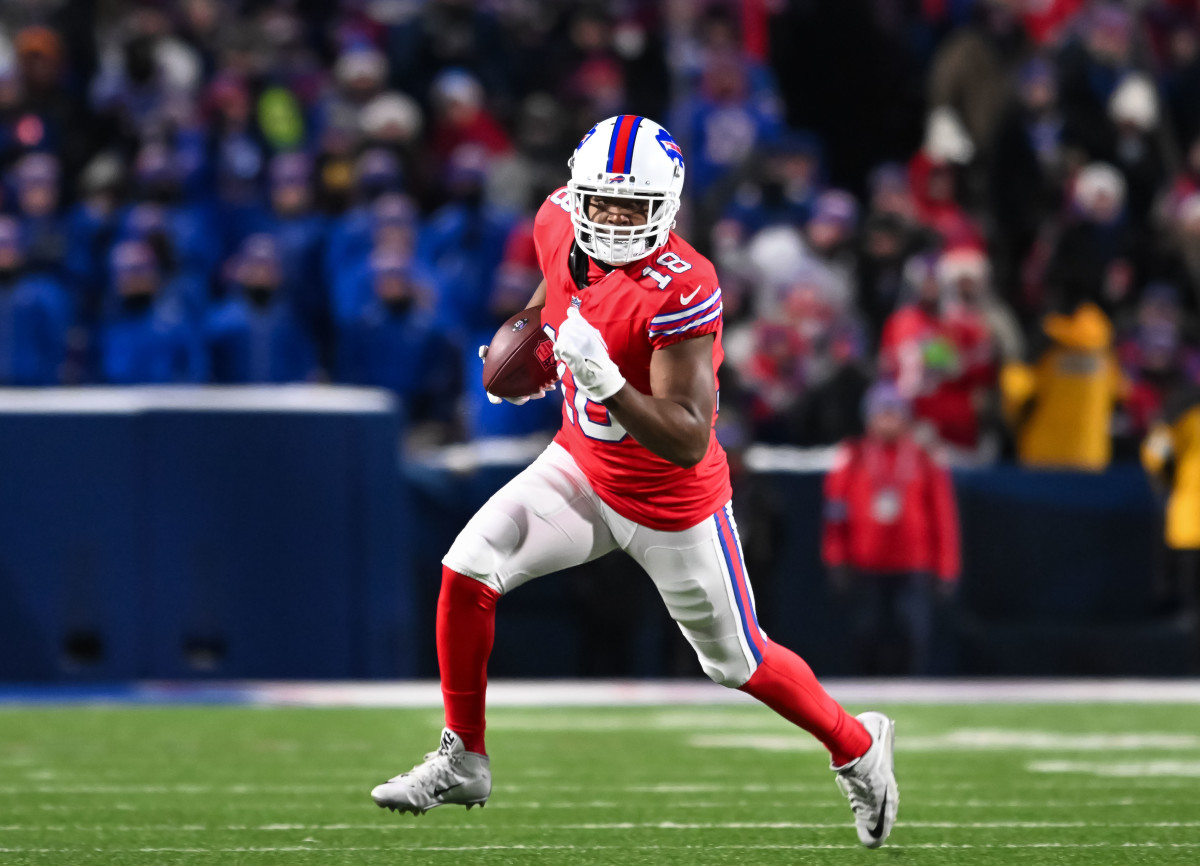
{"left": 834, "top": 711, "right": 898, "bottom": 848}
{"left": 371, "top": 728, "right": 491, "bottom": 815}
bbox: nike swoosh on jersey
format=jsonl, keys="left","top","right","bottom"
{"left": 680, "top": 287, "right": 702, "bottom": 304}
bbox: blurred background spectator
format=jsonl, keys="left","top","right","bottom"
{"left": 1001, "top": 302, "right": 1126, "bottom": 471}
{"left": 0, "top": 0, "right": 1192, "bottom": 475}
{"left": 821, "top": 382, "right": 960, "bottom": 675}
{"left": 1, "top": 0, "right": 1200, "bottom": 685}
{"left": 204, "top": 234, "right": 318, "bottom": 384}
{"left": 336, "top": 248, "right": 460, "bottom": 442}
{"left": 98, "top": 238, "right": 205, "bottom": 385}
{"left": 1142, "top": 385, "right": 1200, "bottom": 629}
{"left": 0, "top": 214, "right": 67, "bottom": 385}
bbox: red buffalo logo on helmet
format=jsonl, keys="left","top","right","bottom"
{"left": 655, "top": 128, "right": 684, "bottom": 165}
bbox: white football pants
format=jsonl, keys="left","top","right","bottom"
{"left": 443, "top": 442, "right": 767, "bottom": 686}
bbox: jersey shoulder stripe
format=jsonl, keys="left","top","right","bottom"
{"left": 650, "top": 304, "right": 723, "bottom": 337}
{"left": 650, "top": 287, "right": 723, "bottom": 327}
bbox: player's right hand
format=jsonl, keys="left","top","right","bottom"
{"left": 479, "top": 345, "right": 557, "bottom": 405}
{"left": 552, "top": 308, "right": 626, "bottom": 402}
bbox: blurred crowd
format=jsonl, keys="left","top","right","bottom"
{"left": 0, "top": 0, "right": 1198, "bottom": 468}
{"left": 715, "top": 0, "right": 1200, "bottom": 475}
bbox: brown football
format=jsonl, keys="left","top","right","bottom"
{"left": 482, "top": 305, "right": 559, "bottom": 399}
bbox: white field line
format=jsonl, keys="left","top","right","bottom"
{"left": 689, "top": 730, "right": 1200, "bottom": 752}
{"left": 51, "top": 678, "right": 1200, "bottom": 708}
{"left": 3, "top": 843, "right": 1200, "bottom": 853}
{"left": 8, "top": 776, "right": 1198, "bottom": 795}
{"left": 2, "top": 821, "right": 1200, "bottom": 832}
{"left": 1029, "top": 760, "right": 1200, "bottom": 777}
{"left": 1, "top": 782, "right": 1198, "bottom": 806}
{"left": 484, "top": 799, "right": 1200, "bottom": 809}
{"left": 15, "top": 798, "right": 1200, "bottom": 812}
{"left": 0, "top": 784, "right": 367, "bottom": 795}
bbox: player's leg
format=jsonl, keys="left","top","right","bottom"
{"left": 619, "top": 500, "right": 869, "bottom": 760}
{"left": 372, "top": 443, "right": 617, "bottom": 814}
{"left": 436, "top": 443, "right": 618, "bottom": 754}
{"left": 620, "top": 499, "right": 897, "bottom": 847}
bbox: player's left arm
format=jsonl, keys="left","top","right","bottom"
{"left": 604, "top": 334, "right": 716, "bottom": 469}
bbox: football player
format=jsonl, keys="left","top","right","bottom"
{"left": 371, "top": 116, "right": 899, "bottom": 847}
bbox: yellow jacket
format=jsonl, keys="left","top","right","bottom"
{"left": 1002, "top": 304, "right": 1126, "bottom": 472}
{"left": 1142, "top": 388, "right": 1200, "bottom": 550}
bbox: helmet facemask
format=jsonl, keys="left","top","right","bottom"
{"left": 566, "top": 181, "right": 679, "bottom": 265}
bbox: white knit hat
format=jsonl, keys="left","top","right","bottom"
{"left": 360, "top": 92, "right": 423, "bottom": 141}
{"left": 1073, "top": 162, "right": 1126, "bottom": 212}
{"left": 923, "top": 106, "right": 975, "bottom": 164}
{"left": 1109, "top": 73, "right": 1159, "bottom": 130}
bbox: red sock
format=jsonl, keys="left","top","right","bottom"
{"left": 437, "top": 567, "right": 500, "bottom": 756}
{"left": 739, "top": 640, "right": 871, "bottom": 766}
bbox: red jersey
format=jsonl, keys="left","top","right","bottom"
{"left": 533, "top": 187, "right": 732, "bottom": 531}
{"left": 821, "top": 435, "right": 960, "bottom": 580}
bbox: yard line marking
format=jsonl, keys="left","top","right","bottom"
{"left": 690, "top": 730, "right": 1200, "bottom": 753}
{"left": 512, "top": 822, "right": 1200, "bottom": 830}
{"left": 3, "top": 788, "right": 1197, "bottom": 811}
{"left": 1030, "top": 760, "right": 1200, "bottom": 777}
{"left": 3, "top": 843, "right": 1200, "bottom": 853}
{"left": 3, "top": 820, "right": 1200, "bottom": 832}
{"left": 485, "top": 798, "right": 1200, "bottom": 809}
{"left": 3, "top": 777, "right": 1196, "bottom": 795}
{"left": 0, "top": 784, "right": 366, "bottom": 795}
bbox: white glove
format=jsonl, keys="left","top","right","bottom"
{"left": 479, "top": 345, "right": 556, "bottom": 405}
{"left": 552, "top": 307, "right": 626, "bottom": 402}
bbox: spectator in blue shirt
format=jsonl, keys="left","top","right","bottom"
{"left": 324, "top": 148, "right": 405, "bottom": 292}
{"left": 719, "top": 132, "right": 825, "bottom": 239}
{"left": 117, "top": 142, "right": 221, "bottom": 285}
{"left": 205, "top": 235, "right": 319, "bottom": 384}
{"left": 418, "top": 144, "right": 514, "bottom": 333}
{"left": 676, "top": 54, "right": 783, "bottom": 197}
{"left": 115, "top": 203, "right": 210, "bottom": 320}
{"left": 99, "top": 240, "right": 207, "bottom": 385}
{"left": 0, "top": 216, "right": 68, "bottom": 385}
{"left": 12, "top": 153, "right": 69, "bottom": 279}
{"left": 234, "top": 153, "right": 330, "bottom": 333}
{"left": 65, "top": 153, "right": 126, "bottom": 328}
{"left": 331, "top": 193, "right": 434, "bottom": 326}
{"left": 337, "top": 250, "right": 458, "bottom": 426}
{"left": 207, "top": 73, "right": 269, "bottom": 236}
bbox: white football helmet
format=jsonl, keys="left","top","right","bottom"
{"left": 567, "top": 115, "right": 685, "bottom": 265}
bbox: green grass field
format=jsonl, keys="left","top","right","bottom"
{"left": 2, "top": 701, "right": 1199, "bottom": 865}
